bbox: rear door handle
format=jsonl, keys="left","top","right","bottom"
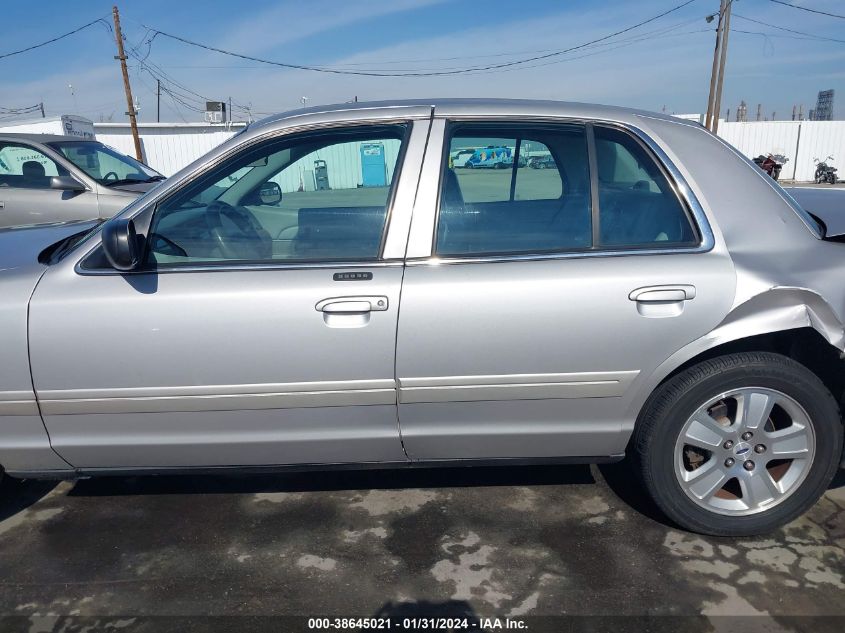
{"left": 629, "top": 285, "right": 696, "bottom": 303}
{"left": 315, "top": 296, "right": 389, "bottom": 313}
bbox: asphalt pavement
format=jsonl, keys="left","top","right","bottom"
{"left": 0, "top": 464, "right": 843, "bottom": 631}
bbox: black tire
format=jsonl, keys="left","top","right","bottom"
{"left": 632, "top": 352, "right": 843, "bottom": 536}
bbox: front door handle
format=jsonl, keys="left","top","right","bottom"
{"left": 629, "top": 285, "right": 696, "bottom": 303}
{"left": 315, "top": 296, "right": 388, "bottom": 329}
{"left": 315, "top": 296, "right": 389, "bottom": 313}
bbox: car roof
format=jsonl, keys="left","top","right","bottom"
{"left": 252, "top": 98, "right": 698, "bottom": 130}
{"left": 0, "top": 133, "right": 96, "bottom": 144}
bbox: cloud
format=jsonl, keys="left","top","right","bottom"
{"left": 217, "top": 0, "right": 449, "bottom": 55}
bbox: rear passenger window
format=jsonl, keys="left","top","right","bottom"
{"left": 437, "top": 124, "right": 591, "bottom": 256}
{"left": 594, "top": 126, "right": 696, "bottom": 247}
{"left": 0, "top": 142, "right": 66, "bottom": 189}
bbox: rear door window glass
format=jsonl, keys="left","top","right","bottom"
{"left": 437, "top": 124, "right": 591, "bottom": 256}
{"left": 594, "top": 126, "right": 697, "bottom": 246}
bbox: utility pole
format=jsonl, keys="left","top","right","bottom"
{"left": 112, "top": 5, "right": 143, "bottom": 161}
{"left": 704, "top": 0, "right": 726, "bottom": 131}
{"left": 156, "top": 79, "right": 161, "bottom": 123}
{"left": 711, "top": 0, "right": 732, "bottom": 134}
{"left": 39, "top": 102, "right": 45, "bottom": 118}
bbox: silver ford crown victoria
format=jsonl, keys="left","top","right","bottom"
{"left": 1, "top": 99, "right": 843, "bottom": 536}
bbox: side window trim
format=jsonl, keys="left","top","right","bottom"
{"left": 424, "top": 118, "right": 713, "bottom": 264}
{"left": 83, "top": 123, "right": 411, "bottom": 273}
{"left": 586, "top": 123, "right": 601, "bottom": 248}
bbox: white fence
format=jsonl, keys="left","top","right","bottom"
{"left": 717, "top": 120, "right": 845, "bottom": 182}
{"left": 94, "top": 123, "right": 245, "bottom": 177}
{"left": 93, "top": 119, "right": 845, "bottom": 183}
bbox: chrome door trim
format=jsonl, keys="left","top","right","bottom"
{"left": 39, "top": 379, "right": 396, "bottom": 415}
{"left": 0, "top": 391, "right": 39, "bottom": 416}
{"left": 76, "top": 259, "right": 403, "bottom": 276}
{"left": 382, "top": 117, "right": 432, "bottom": 259}
{"left": 398, "top": 371, "right": 638, "bottom": 404}
{"left": 404, "top": 115, "right": 715, "bottom": 260}
{"left": 405, "top": 118, "right": 447, "bottom": 259}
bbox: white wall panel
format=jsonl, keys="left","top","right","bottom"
{"left": 793, "top": 121, "right": 845, "bottom": 182}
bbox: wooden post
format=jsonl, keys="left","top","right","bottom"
{"left": 112, "top": 5, "right": 143, "bottom": 161}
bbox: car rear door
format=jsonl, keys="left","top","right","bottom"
{"left": 395, "top": 113, "right": 735, "bottom": 461}
{"left": 28, "top": 113, "right": 430, "bottom": 469}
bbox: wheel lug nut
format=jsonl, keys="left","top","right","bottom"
{"left": 743, "top": 460, "right": 755, "bottom": 471}
{"left": 754, "top": 444, "right": 766, "bottom": 454}
{"left": 724, "top": 458, "right": 735, "bottom": 467}
{"left": 723, "top": 440, "right": 734, "bottom": 449}
{"left": 741, "top": 431, "right": 753, "bottom": 441}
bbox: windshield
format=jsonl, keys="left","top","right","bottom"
{"left": 48, "top": 141, "right": 163, "bottom": 186}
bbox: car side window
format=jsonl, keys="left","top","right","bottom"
{"left": 145, "top": 126, "right": 406, "bottom": 266}
{"left": 594, "top": 126, "right": 697, "bottom": 247}
{"left": 437, "top": 124, "right": 591, "bottom": 257}
{"left": 0, "top": 142, "right": 67, "bottom": 190}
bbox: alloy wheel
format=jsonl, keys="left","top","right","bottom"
{"left": 674, "top": 387, "right": 816, "bottom": 516}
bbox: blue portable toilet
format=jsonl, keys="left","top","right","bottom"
{"left": 360, "top": 143, "right": 387, "bottom": 187}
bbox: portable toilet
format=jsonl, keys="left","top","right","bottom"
{"left": 360, "top": 143, "right": 387, "bottom": 187}
{"left": 314, "top": 159, "right": 330, "bottom": 190}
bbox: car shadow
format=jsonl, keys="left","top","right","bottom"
{"left": 373, "top": 600, "right": 479, "bottom": 629}
{"left": 6, "top": 461, "right": 842, "bottom": 532}
{"left": 0, "top": 476, "right": 58, "bottom": 523}
{"left": 66, "top": 463, "right": 597, "bottom": 497}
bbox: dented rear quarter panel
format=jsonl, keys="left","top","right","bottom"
{"left": 628, "top": 117, "right": 845, "bottom": 422}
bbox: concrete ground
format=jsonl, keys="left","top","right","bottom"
{"left": 0, "top": 464, "right": 843, "bottom": 631}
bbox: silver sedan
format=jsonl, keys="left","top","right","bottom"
{"left": 1, "top": 99, "right": 843, "bottom": 536}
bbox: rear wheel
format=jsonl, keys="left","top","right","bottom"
{"left": 633, "top": 352, "right": 842, "bottom": 536}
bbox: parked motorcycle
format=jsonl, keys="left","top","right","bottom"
{"left": 752, "top": 153, "right": 788, "bottom": 181}
{"left": 814, "top": 156, "right": 838, "bottom": 185}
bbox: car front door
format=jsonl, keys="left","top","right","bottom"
{"left": 395, "top": 117, "right": 735, "bottom": 460}
{"left": 0, "top": 141, "right": 97, "bottom": 227}
{"left": 28, "top": 117, "right": 429, "bottom": 469}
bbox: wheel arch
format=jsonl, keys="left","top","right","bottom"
{"left": 630, "top": 288, "right": 845, "bottom": 426}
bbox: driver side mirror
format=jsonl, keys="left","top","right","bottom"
{"left": 102, "top": 218, "right": 141, "bottom": 271}
{"left": 50, "top": 176, "right": 86, "bottom": 192}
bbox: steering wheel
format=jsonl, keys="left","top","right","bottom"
{"left": 102, "top": 171, "right": 119, "bottom": 182}
{"left": 204, "top": 201, "right": 271, "bottom": 260}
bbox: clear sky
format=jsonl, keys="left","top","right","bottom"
{"left": 0, "top": 0, "right": 842, "bottom": 124}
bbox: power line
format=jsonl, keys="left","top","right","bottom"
{"left": 0, "top": 17, "right": 111, "bottom": 61}
{"left": 143, "top": 16, "right": 708, "bottom": 75}
{"left": 138, "top": 0, "right": 701, "bottom": 77}
{"left": 733, "top": 13, "right": 845, "bottom": 42}
{"left": 765, "top": 0, "right": 845, "bottom": 19}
